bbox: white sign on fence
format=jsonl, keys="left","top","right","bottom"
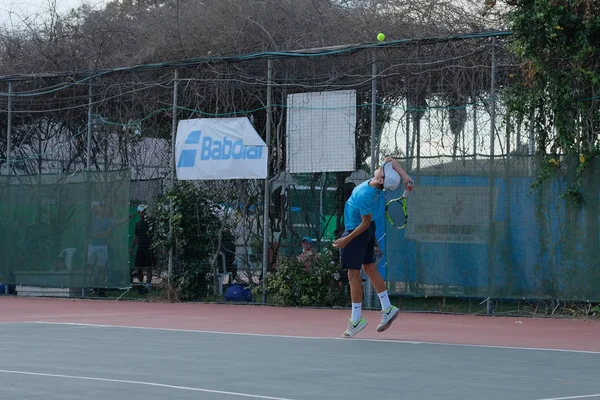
{"left": 175, "top": 117, "right": 268, "bottom": 180}
{"left": 286, "top": 90, "right": 356, "bottom": 173}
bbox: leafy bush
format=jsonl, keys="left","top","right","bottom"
{"left": 170, "top": 260, "right": 211, "bottom": 301}
{"left": 262, "top": 249, "right": 348, "bottom": 307}
{"left": 149, "top": 181, "right": 223, "bottom": 301}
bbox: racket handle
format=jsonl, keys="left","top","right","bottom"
{"left": 402, "top": 180, "right": 414, "bottom": 198}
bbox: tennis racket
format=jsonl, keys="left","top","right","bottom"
{"left": 385, "top": 181, "right": 413, "bottom": 229}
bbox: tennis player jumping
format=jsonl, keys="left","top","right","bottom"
{"left": 333, "top": 157, "right": 414, "bottom": 338}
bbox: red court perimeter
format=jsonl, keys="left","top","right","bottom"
{"left": 1, "top": 297, "right": 599, "bottom": 352}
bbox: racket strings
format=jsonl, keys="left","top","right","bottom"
{"left": 386, "top": 198, "right": 407, "bottom": 227}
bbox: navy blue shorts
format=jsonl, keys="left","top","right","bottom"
{"left": 340, "top": 222, "right": 376, "bottom": 270}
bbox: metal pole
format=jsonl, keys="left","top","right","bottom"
{"left": 4, "top": 81, "right": 10, "bottom": 295}
{"left": 87, "top": 81, "right": 93, "bottom": 171}
{"left": 81, "top": 79, "right": 94, "bottom": 298}
{"left": 7, "top": 81, "right": 12, "bottom": 175}
{"left": 405, "top": 102, "right": 410, "bottom": 169}
{"left": 473, "top": 94, "right": 477, "bottom": 174}
{"left": 416, "top": 117, "right": 421, "bottom": 172}
{"left": 505, "top": 116, "right": 512, "bottom": 293}
{"left": 487, "top": 37, "right": 497, "bottom": 315}
{"left": 527, "top": 109, "right": 534, "bottom": 175}
{"left": 490, "top": 37, "right": 497, "bottom": 163}
{"left": 261, "top": 59, "right": 273, "bottom": 304}
{"left": 364, "top": 54, "right": 378, "bottom": 308}
{"left": 529, "top": 109, "right": 535, "bottom": 154}
{"left": 516, "top": 117, "right": 521, "bottom": 155}
{"left": 370, "top": 54, "right": 377, "bottom": 174}
{"left": 168, "top": 69, "right": 179, "bottom": 290}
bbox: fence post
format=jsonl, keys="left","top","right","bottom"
{"left": 472, "top": 93, "right": 477, "bottom": 175}
{"left": 86, "top": 80, "right": 93, "bottom": 171}
{"left": 529, "top": 111, "right": 535, "bottom": 155}
{"left": 364, "top": 53, "right": 379, "bottom": 308}
{"left": 487, "top": 37, "right": 497, "bottom": 315}
{"left": 504, "top": 115, "right": 512, "bottom": 293}
{"left": 168, "top": 69, "right": 179, "bottom": 291}
{"left": 4, "top": 81, "right": 11, "bottom": 295}
{"left": 7, "top": 81, "right": 12, "bottom": 176}
{"left": 82, "top": 79, "right": 93, "bottom": 298}
{"left": 261, "top": 58, "right": 273, "bottom": 304}
{"left": 405, "top": 103, "right": 410, "bottom": 169}
{"left": 370, "top": 54, "right": 378, "bottom": 173}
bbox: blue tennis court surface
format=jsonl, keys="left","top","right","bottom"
{"left": 1, "top": 322, "right": 599, "bottom": 400}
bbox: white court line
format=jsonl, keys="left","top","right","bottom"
{"left": 0, "top": 369, "right": 296, "bottom": 400}
{"left": 534, "top": 394, "right": 600, "bottom": 400}
{"left": 18, "top": 321, "right": 600, "bottom": 355}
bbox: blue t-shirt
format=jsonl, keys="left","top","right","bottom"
{"left": 89, "top": 216, "right": 114, "bottom": 246}
{"left": 343, "top": 180, "right": 383, "bottom": 231}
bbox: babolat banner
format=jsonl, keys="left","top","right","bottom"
{"left": 175, "top": 117, "right": 268, "bottom": 180}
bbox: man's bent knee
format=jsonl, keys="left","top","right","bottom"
{"left": 363, "top": 263, "right": 381, "bottom": 280}
{"left": 348, "top": 269, "right": 361, "bottom": 281}
{"left": 362, "top": 263, "right": 376, "bottom": 273}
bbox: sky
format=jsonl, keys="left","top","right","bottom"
{"left": 0, "top": 0, "right": 108, "bottom": 29}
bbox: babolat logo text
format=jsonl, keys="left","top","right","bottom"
{"left": 178, "top": 130, "right": 263, "bottom": 168}
{"left": 200, "top": 135, "right": 263, "bottom": 160}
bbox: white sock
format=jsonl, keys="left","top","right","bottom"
{"left": 377, "top": 290, "right": 392, "bottom": 310}
{"left": 351, "top": 303, "right": 362, "bottom": 322}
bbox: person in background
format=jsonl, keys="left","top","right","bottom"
{"left": 298, "top": 236, "right": 315, "bottom": 268}
{"left": 87, "top": 202, "right": 113, "bottom": 289}
{"left": 130, "top": 205, "right": 155, "bottom": 294}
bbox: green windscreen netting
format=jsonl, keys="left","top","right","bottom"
{"left": 0, "top": 170, "right": 131, "bottom": 293}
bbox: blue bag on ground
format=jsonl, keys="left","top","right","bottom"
{"left": 224, "top": 284, "right": 253, "bottom": 302}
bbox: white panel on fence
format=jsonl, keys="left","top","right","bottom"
{"left": 175, "top": 117, "right": 267, "bottom": 180}
{"left": 286, "top": 90, "right": 356, "bottom": 173}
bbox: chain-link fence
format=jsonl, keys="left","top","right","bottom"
{"left": 1, "top": 30, "right": 598, "bottom": 302}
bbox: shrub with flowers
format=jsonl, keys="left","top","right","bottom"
{"left": 263, "top": 248, "right": 348, "bottom": 307}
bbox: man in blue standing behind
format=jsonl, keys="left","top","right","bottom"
{"left": 333, "top": 157, "right": 413, "bottom": 338}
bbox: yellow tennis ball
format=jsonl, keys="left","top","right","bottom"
{"left": 377, "top": 33, "right": 385, "bottom": 42}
